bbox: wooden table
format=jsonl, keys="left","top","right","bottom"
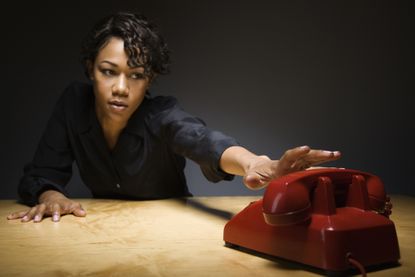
{"left": 0, "top": 196, "right": 414, "bottom": 276}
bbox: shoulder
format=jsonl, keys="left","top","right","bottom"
{"left": 144, "top": 94, "right": 206, "bottom": 130}
{"left": 144, "top": 95, "right": 181, "bottom": 120}
{"left": 142, "top": 95, "right": 184, "bottom": 134}
{"left": 146, "top": 95, "right": 178, "bottom": 113}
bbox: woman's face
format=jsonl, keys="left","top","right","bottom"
{"left": 90, "top": 37, "right": 150, "bottom": 124}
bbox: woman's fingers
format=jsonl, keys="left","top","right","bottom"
{"left": 51, "top": 203, "right": 61, "bottom": 222}
{"left": 298, "top": 149, "right": 341, "bottom": 167}
{"left": 278, "top": 146, "right": 311, "bottom": 171}
{"left": 7, "top": 199, "right": 86, "bottom": 223}
{"left": 242, "top": 146, "right": 342, "bottom": 191}
{"left": 21, "top": 206, "right": 39, "bottom": 222}
{"left": 7, "top": 205, "right": 46, "bottom": 222}
{"left": 7, "top": 210, "right": 30, "bottom": 220}
{"left": 71, "top": 203, "right": 87, "bottom": 217}
{"left": 277, "top": 146, "right": 342, "bottom": 176}
{"left": 33, "top": 204, "right": 46, "bottom": 223}
{"left": 282, "top": 146, "right": 311, "bottom": 163}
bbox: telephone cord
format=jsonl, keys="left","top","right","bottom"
{"left": 347, "top": 256, "right": 367, "bottom": 277}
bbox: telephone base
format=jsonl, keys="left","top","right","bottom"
{"left": 223, "top": 199, "right": 400, "bottom": 273}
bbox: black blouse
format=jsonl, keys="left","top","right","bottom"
{"left": 18, "top": 82, "right": 239, "bottom": 206}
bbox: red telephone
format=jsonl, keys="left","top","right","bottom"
{"left": 224, "top": 168, "right": 400, "bottom": 275}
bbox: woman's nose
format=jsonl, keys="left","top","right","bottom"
{"left": 112, "top": 75, "right": 129, "bottom": 96}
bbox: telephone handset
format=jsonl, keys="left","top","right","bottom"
{"left": 224, "top": 168, "right": 400, "bottom": 275}
{"left": 262, "top": 168, "right": 392, "bottom": 226}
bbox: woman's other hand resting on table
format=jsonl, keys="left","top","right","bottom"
{"left": 7, "top": 190, "right": 86, "bottom": 223}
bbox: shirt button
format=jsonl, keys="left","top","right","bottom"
{"left": 116, "top": 183, "right": 121, "bottom": 189}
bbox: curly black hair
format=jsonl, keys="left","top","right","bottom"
{"left": 80, "top": 12, "right": 170, "bottom": 79}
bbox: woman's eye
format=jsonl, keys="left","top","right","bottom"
{"left": 130, "top": 73, "right": 145, "bottom": 80}
{"left": 102, "top": 69, "right": 115, "bottom": 76}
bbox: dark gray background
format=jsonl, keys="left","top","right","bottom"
{"left": 1, "top": 0, "right": 414, "bottom": 199}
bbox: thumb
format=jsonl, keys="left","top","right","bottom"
{"left": 243, "top": 174, "right": 268, "bottom": 190}
{"left": 73, "top": 207, "right": 87, "bottom": 217}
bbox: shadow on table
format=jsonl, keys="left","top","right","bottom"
{"left": 175, "top": 198, "right": 235, "bottom": 221}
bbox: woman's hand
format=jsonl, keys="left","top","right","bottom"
{"left": 243, "top": 145, "right": 341, "bottom": 189}
{"left": 6, "top": 190, "right": 86, "bottom": 223}
{"left": 220, "top": 145, "right": 341, "bottom": 190}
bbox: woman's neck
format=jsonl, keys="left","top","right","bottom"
{"left": 102, "top": 124, "right": 124, "bottom": 151}
{"left": 96, "top": 111, "right": 128, "bottom": 151}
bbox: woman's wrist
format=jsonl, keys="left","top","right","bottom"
{"left": 220, "top": 146, "right": 270, "bottom": 176}
{"left": 245, "top": 155, "right": 272, "bottom": 174}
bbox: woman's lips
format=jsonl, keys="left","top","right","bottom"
{"left": 108, "top": 100, "right": 128, "bottom": 112}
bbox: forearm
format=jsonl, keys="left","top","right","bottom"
{"left": 219, "top": 146, "right": 270, "bottom": 176}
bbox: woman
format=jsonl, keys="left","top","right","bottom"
{"left": 7, "top": 12, "right": 340, "bottom": 223}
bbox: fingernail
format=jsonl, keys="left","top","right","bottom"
{"left": 52, "top": 214, "right": 59, "bottom": 222}
{"left": 22, "top": 216, "right": 28, "bottom": 222}
{"left": 34, "top": 215, "right": 40, "bottom": 222}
